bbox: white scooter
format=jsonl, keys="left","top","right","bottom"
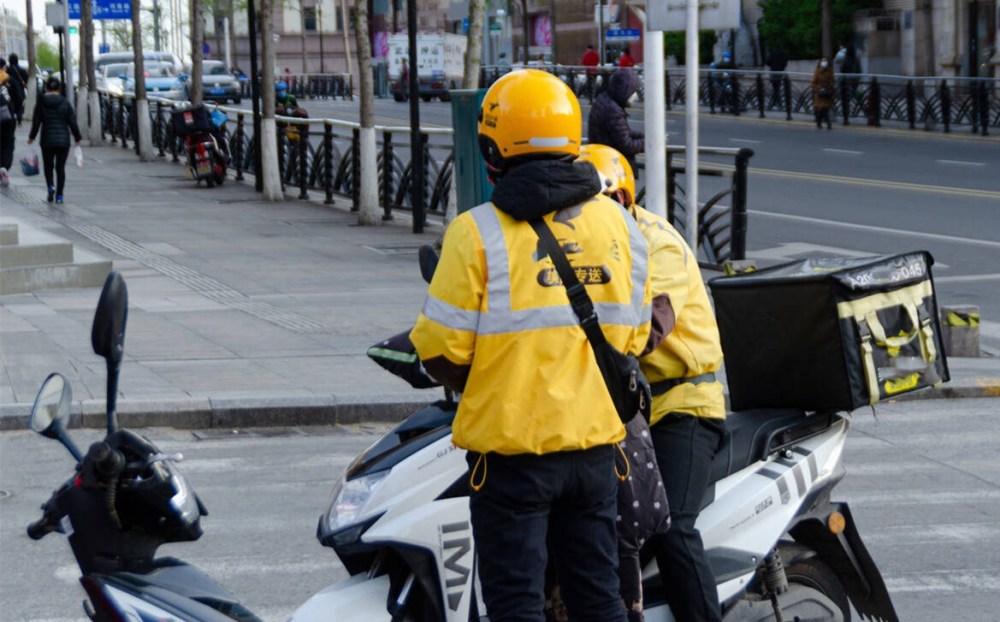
{"left": 26, "top": 268, "right": 899, "bottom": 622}
{"left": 290, "top": 248, "right": 900, "bottom": 622}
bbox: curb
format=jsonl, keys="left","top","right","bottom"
{"left": 3, "top": 381, "right": 997, "bottom": 432}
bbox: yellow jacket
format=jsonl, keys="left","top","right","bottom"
{"left": 411, "top": 181, "right": 652, "bottom": 455}
{"left": 632, "top": 206, "right": 726, "bottom": 423}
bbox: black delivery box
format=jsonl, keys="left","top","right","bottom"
{"left": 709, "top": 252, "right": 949, "bottom": 412}
{"left": 170, "top": 105, "right": 213, "bottom": 137}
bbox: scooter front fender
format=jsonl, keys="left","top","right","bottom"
{"left": 288, "top": 574, "right": 393, "bottom": 622}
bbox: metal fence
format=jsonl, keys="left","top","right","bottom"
{"left": 480, "top": 65, "right": 999, "bottom": 136}
{"left": 95, "top": 91, "right": 752, "bottom": 265}
{"left": 241, "top": 73, "right": 355, "bottom": 101}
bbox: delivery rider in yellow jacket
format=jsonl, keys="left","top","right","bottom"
{"left": 410, "top": 70, "right": 656, "bottom": 622}
{"left": 578, "top": 144, "right": 726, "bottom": 622}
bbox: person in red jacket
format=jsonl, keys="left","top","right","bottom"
{"left": 618, "top": 50, "right": 636, "bottom": 68}
{"left": 581, "top": 44, "right": 600, "bottom": 99}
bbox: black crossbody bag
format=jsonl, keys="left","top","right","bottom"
{"left": 530, "top": 219, "right": 651, "bottom": 424}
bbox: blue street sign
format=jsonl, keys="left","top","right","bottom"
{"left": 68, "top": 1, "right": 133, "bottom": 21}
{"left": 99, "top": 43, "right": 110, "bottom": 54}
{"left": 605, "top": 28, "right": 641, "bottom": 43}
{"left": 462, "top": 17, "right": 470, "bottom": 33}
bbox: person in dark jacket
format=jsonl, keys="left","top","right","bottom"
{"left": 0, "top": 60, "right": 24, "bottom": 186}
{"left": 28, "top": 77, "right": 81, "bottom": 204}
{"left": 588, "top": 68, "right": 644, "bottom": 173}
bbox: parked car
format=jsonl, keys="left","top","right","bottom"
{"left": 125, "top": 62, "right": 187, "bottom": 100}
{"left": 97, "top": 62, "right": 130, "bottom": 96}
{"left": 198, "top": 60, "right": 242, "bottom": 104}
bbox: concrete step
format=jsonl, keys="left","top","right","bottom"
{"left": 0, "top": 261, "right": 113, "bottom": 296}
{"left": 0, "top": 241, "right": 74, "bottom": 269}
{"left": 0, "top": 224, "right": 17, "bottom": 245}
{"left": 0, "top": 218, "right": 113, "bottom": 296}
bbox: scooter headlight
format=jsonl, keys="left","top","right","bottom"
{"left": 323, "top": 471, "right": 388, "bottom": 533}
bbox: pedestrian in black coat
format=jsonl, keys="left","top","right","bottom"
{"left": 28, "top": 77, "right": 81, "bottom": 204}
{"left": 588, "top": 69, "right": 644, "bottom": 172}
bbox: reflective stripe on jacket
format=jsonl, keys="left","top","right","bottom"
{"left": 411, "top": 195, "right": 652, "bottom": 455}
{"left": 632, "top": 206, "right": 725, "bottom": 423}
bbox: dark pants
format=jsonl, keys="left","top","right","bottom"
{"left": 815, "top": 108, "right": 832, "bottom": 129}
{"left": 42, "top": 146, "right": 70, "bottom": 195}
{"left": 650, "top": 413, "right": 725, "bottom": 622}
{"left": 468, "top": 446, "right": 627, "bottom": 622}
{"left": 0, "top": 120, "right": 16, "bottom": 170}
{"left": 618, "top": 539, "right": 644, "bottom": 622}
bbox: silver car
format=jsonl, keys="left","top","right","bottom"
{"left": 200, "top": 61, "right": 242, "bottom": 104}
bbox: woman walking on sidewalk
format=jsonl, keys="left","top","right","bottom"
{"left": 27, "top": 77, "right": 81, "bottom": 204}
{"left": 811, "top": 58, "right": 835, "bottom": 130}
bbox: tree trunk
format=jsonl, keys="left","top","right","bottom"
{"left": 132, "top": 0, "right": 154, "bottom": 160}
{"left": 25, "top": 0, "right": 37, "bottom": 121}
{"left": 190, "top": 0, "right": 204, "bottom": 105}
{"left": 520, "top": 0, "right": 529, "bottom": 64}
{"left": 463, "top": 0, "right": 485, "bottom": 88}
{"left": 260, "top": 0, "right": 284, "bottom": 200}
{"left": 341, "top": 0, "right": 354, "bottom": 76}
{"left": 83, "top": 0, "right": 100, "bottom": 142}
{"left": 355, "top": 0, "right": 379, "bottom": 225}
{"left": 77, "top": 5, "right": 90, "bottom": 141}
{"left": 300, "top": 1, "right": 308, "bottom": 73}
{"left": 821, "top": 0, "right": 832, "bottom": 59}
{"left": 227, "top": 1, "right": 237, "bottom": 69}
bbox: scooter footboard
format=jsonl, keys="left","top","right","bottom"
{"left": 788, "top": 501, "right": 899, "bottom": 622}
{"left": 289, "top": 574, "right": 393, "bottom": 622}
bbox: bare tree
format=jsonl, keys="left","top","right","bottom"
{"left": 260, "top": 0, "right": 284, "bottom": 200}
{"left": 190, "top": 0, "right": 205, "bottom": 104}
{"left": 25, "top": 0, "right": 37, "bottom": 120}
{"left": 300, "top": 1, "right": 308, "bottom": 73}
{"left": 132, "top": 0, "right": 154, "bottom": 160}
{"left": 83, "top": 0, "right": 100, "bottom": 142}
{"left": 340, "top": 0, "right": 354, "bottom": 76}
{"left": 821, "top": 0, "right": 832, "bottom": 59}
{"left": 77, "top": 5, "right": 90, "bottom": 141}
{"left": 355, "top": 0, "right": 379, "bottom": 225}
{"left": 463, "top": 0, "right": 485, "bottom": 89}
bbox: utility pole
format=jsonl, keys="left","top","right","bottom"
{"left": 407, "top": 0, "right": 423, "bottom": 232}
{"left": 260, "top": 0, "right": 284, "bottom": 200}
{"left": 153, "top": 0, "right": 161, "bottom": 50}
{"left": 77, "top": 3, "right": 90, "bottom": 141}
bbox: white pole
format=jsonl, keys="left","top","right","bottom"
{"left": 684, "top": 0, "right": 699, "bottom": 251}
{"left": 641, "top": 11, "right": 666, "bottom": 218}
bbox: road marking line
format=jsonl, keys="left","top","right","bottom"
{"left": 934, "top": 273, "right": 1000, "bottom": 283}
{"left": 730, "top": 138, "right": 761, "bottom": 144}
{"left": 936, "top": 159, "right": 986, "bottom": 167}
{"left": 750, "top": 167, "right": 1000, "bottom": 200}
{"left": 750, "top": 210, "right": 1000, "bottom": 249}
{"left": 821, "top": 148, "right": 863, "bottom": 155}
{"left": 885, "top": 571, "right": 1000, "bottom": 593}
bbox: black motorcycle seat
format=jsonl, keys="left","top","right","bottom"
{"left": 707, "top": 408, "right": 812, "bottom": 488}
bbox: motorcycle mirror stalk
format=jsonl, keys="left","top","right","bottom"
{"left": 90, "top": 271, "right": 128, "bottom": 436}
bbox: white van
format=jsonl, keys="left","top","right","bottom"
{"left": 94, "top": 51, "right": 183, "bottom": 76}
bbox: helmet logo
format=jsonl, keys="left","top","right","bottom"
{"left": 483, "top": 113, "right": 497, "bottom": 128}
{"left": 488, "top": 102, "right": 500, "bottom": 111}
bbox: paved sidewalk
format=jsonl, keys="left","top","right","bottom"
{"left": 1, "top": 137, "right": 998, "bottom": 431}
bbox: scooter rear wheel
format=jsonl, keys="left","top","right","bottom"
{"left": 784, "top": 558, "right": 852, "bottom": 621}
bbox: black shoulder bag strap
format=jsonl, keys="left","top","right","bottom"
{"left": 528, "top": 218, "right": 608, "bottom": 348}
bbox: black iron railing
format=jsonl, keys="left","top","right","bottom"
{"left": 98, "top": 91, "right": 452, "bottom": 220}
{"left": 635, "top": 147, "right": 753, "bottom": 267}
{"left": 242, "top": 73, "right": 354, "bottom": 101}
{"left": 481, "top": 65, "right": 999, "bottom": 136}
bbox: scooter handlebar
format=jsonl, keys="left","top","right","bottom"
{"left": 27, "top": 517, "right": 55, "bottom": 540}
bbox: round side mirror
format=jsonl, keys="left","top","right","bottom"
{"left": 30, "top": 373, "right": 72, "bottom": 437}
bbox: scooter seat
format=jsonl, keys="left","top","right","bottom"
{"left": 703, "top": 408, "right": 817, "bottom": 504}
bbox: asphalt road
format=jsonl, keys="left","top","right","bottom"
{"left": 237, "top": 97, "right": 1000, "bottom": 352}
{"left": 2, "top": 396, "right": 999, "bottom": 621}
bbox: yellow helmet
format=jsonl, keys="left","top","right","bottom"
{"left": 478, "top": 69, "right": 582, "bottom": 172}
{"left": 577, "top": 144, "right": 636, "bottom": 207}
